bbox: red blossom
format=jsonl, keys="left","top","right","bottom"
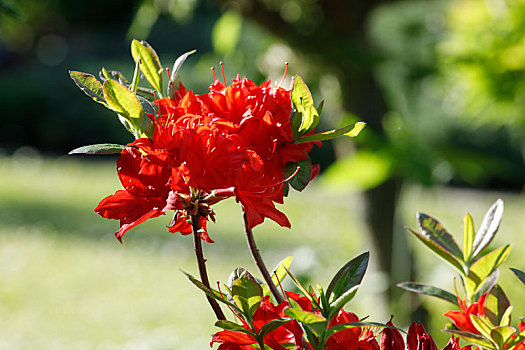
{"left": 96, "top": 76, "right": 319, "bottom": 241}
{"left": 325, "top": 310, "right": 379, "bottom": 350}
{"left": 444, "top": 293, "right": 488, "bottom": 334}
{"left": 380, "top": 317, "right": 404, "bottom": 350}
{"left": 406, "top": 322, "right": 438, "bottom": 350}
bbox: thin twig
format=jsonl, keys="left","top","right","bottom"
{"left": 241, "top": 208, "right": 284, "bottom": 304}
{"left": 191, "top": 214, "right": 226, "bottom": 320}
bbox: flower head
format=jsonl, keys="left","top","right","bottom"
{"left": 444, "top": 293, "right": 488, "bottom": 334}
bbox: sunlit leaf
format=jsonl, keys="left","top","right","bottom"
{"left": 470, "top": 315, "right": 493, "bottom": 340}
{"left": 69, "top": 71, "right": 107, "bottom": 106}
{"left": 474, "top": 269, "right": 499, "bottom": 301}
{"left": 271, "top": 256, "right": 293, "bottom": 288}
{"left": 182, "top": 271, "right": 241, "bottom": 313}
{"left": 284, "top": 267, "right": 319, "bottom": 309}
{"left": 472, "top": 199, "right": 504, "bottom": 259}
{"left": 499, "top": 306, "right": 512, "bottom": 327}
{"left": 397, "top": 282, "right": 458, "bottom": 305}
{"left": 232, "top": 277, "right": 263, "bottom": 318}
{"left": 328, "top": 285, "right": 360, "bottom": 321}
{"left": 417, "top": 212, "right": 464, "bottom": 260}
{"left": 291, "top": 75, "right": 318, "bottom": 135}
{"left": 68, "top": 143, "right": 125, "bottom": 155}
{"left": 463, "top": 213, "right": 475, "bottom": 263}
{"left": 407, "top": 227, "right": 465, "bottom": 274}
{"left": 131, "top": 39, "right": 163, "bottom": 95}
{"left": 465, "top": 245, "right": 511, "bottom": 296}
{"left": 295, "top": 122, "right": 366, "bottom": 144}
{"left": 490, "top": 326, "right": 515, "bottom": 349}
{"left": 284, "top": 308, "right": 327, "bottom": 337}
{"left": 103, "top": 79, "right": 143, "bottom": 134}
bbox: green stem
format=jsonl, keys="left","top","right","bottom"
{"left": 191, "top": 214, "right": 226, "bottom": 321}
{"left": 241, "top": 208, "right": 284, "bottom": 304}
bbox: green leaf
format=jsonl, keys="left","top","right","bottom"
{"left": 499, "top": 306, "right": 512, "bottom": 327}
{"left": 103, "top": 79, "right": 143, "bottom": 133}
{"left": 130, "top": 53, "right": 141, "bottom": 93}
{"left": 284, "top": 155, "right": 312, "bottom": 192}
{"left": 167, "top": 50, "right": 196, "bottom": 97}
{"left": 326, "top": 252, "right": 369, "bottom": 303}
{"left": 510, "top": 268, "right": 525, "bottom": 286}
{"left": 232, "top": 277, "right": 263, "bottom": 318}
{"left": 472, "top": 199, "right": 504, "bottom": 259}
{"left": 69, "top": 71, "right": 107, "bottom": 106}
{"left": 397, "top": 282, "right": 458, "bottom": 305}
{"left": 291, "top": 75, "right": 318, "bottom": 135}
{"left": 271, "top": 256, "right": 293, "bottom": 288}
{"left": 68, "top": 143, "right": 125, "bottom": 155}
{"left": 284, "top": 267, "right": 319, "bottom": 310}
{"left": 470, "top": 315, "right": 494, "bottom": 340}
{"left": 407, "top": 227, "right": 465, "bottom": 274}
{"left": 284, "top": 308, "right": 327, "bottom": 337}
{"left": 182, "top": 271, "right": 241, "bottom": 313}
{"left": 131, "top": 39, "right": 163, "bottom": 95}
{"left": 463, "top": 213, "right": 475, "bottom": 263}
{"left": 491, "top": 326, "right": 516, "bottom": 350}
{"left": 465, "top": 245, "right": 511, "bottom": 296}
{"left": 444, "top": 329, "right": 495, "bottom": 349}
{"left": 484, "top": 285, "right": 511, "bottom": 327}
{"left": 474, "top": 269, "right": 499, "bottom": 301}
{"left": 418, "top": 212, "right": 464, "bottom": 261}
{"left": 215, "top": 320, "right": 255, "bottom": 337}
{"left": 295, "top": 122, "right": 366, "bottom": 144}
{"left": 258, "top": 318, "right": 291, "bottom": 337}
{"left": 328, "top": 285, "right": 360, "bottom": 321}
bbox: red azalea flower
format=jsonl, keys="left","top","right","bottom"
{"left": 406, "top": 322, "right": 438, "bottom": 350}
{"left": 325, "top": 310, "right": 379, "bottom": 350}
{"left": 444, "top": 293, "right": 488, "bottom": 334}
{"left": 442, "top": 336, "right": 472, "bottom": 350}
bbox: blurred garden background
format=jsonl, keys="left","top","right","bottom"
{"left": 1, "top": 0, "right": 525, "bottom": 349}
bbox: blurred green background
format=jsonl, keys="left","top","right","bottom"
{"left": 1, "top": 0, "right": 524, "bottom": 349}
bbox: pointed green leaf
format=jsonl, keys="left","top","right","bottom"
{"left": 491, "top": 326, "right": 516, "bottom": 349}
{"left": 284, "top": 267, "right": 319, "bottom": 309}
{"left": 473, "top": 199, "right": 504, "bottom": 259}
{"left": 407, "top": 227, "right": 465, "bottom": 274}
{"left": 470, "top": 315, "right": 494, "bottom": 340}
{"left": 258, "top": 318, "right": 291, "bottom": 337}
{"left": 474, "top": 269, "right": 499, "bottom": 301}
{"left": 484, "top": 285, "right": 511, "bottom": 327}
{"left": 463, "top": 213, "right": 475, "bottom": 263}
{"left": 499, "top": 306, "right": 512, "bottom": 327}
{"left": 103, "top": 79, "right": 143, "bottom": 132}
{"left": 397, "top": 282, "right": 458, "bottom": 305}
{"left": 284, "top": 308, "right": 327, "bottom": 337}
{"left": 444, "top": 329, "right": 495, "bottom": 349}
{"left": 326, "top": 252, "right": 369, "bottom": 303}
{"left": 232, "top": 277, "right": 263, "bottom": 318}
{"left": 130, "top": 53, "right": 141, "bottom": 93}
{"left": 417, "top": 212, "right": 464, "bottom": 260}
{"left": 215, "top": 320, "right": 255, "bottom": 337}
{"left": 171, "top": 50, "right": 196, "bottom": 83}
{"left": 68, "top": 143, "right": 125, "bottom": 155}
{"left": 465, "top": 245, "right": 511, "bottom": 296}
{"left": 291, "top": 75, "right": 318, "bottom": 135}
{"left": 295, "top": 122, "right": 366, "bottom": 144}
{"left": 284, "top": 155, "right": 312, "bottom": 192}
{"left": 510, "top": 268, "right": 525, "bottom": 286}
{"left": 182, "top": 271, "right": 241, "bottom": 313}
{"left": 69, "top": 71, "right": 107, "bottom": 106}
{"left": 131, "top": 39, "right": 163, "bottom": 95}
{"left": 328, "top": 285, "right": 360, "bottom": 321}
{"left": 317, "top": 100, "right": 325, "bottom": 116}
{"left": 271, "top": 256, "right": 293, "bottom": 288}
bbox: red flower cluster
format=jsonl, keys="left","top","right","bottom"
{"left": 95, "top": 77, "right": 318, "bottom": 242}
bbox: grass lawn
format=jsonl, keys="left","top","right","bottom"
{"left": 0, "top": 153, "right": 523, "bottom": 349}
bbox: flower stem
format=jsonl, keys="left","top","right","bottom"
{"left": 191, "top": 214, "right": 226, "bottom": 321}
{"left": 241, "top": 208, "right": 284, "bottom": 304}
